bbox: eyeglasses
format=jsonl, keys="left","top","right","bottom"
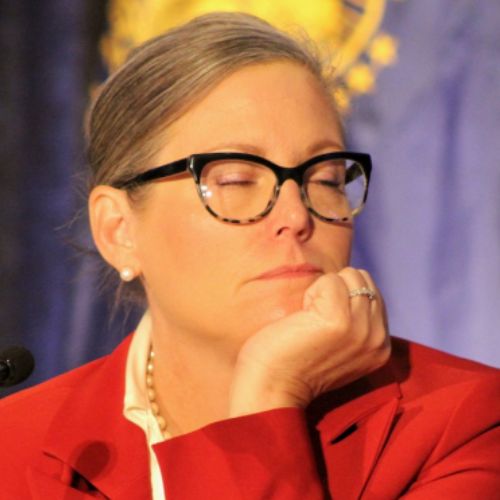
{"left": 113, "top": 151, "right": 372, "bottom": 224}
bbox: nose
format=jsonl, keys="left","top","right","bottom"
{"left": 269, "top": 179, "right": 313, "bottom": 240}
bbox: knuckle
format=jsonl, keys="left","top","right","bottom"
{"left": 360, "top": 325, "right": 390, "bottom": 360}
{"left": 349, "top": 325, "right": 370, "bottom": 351}
{"left": 358, "top": 269, "right": 372, "bottom": 282}
{"left": 370, "top": 327, "right": 387, "bottom": 349}
{"left": 375, "top": 337, "right": 392, "bottom": 367}
{"left": 337, "top": 266, "right": 357, "bottom": 280}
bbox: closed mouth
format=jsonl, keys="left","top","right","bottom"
{"left": 256, "top": 263, "right": 323, "bottom": 280}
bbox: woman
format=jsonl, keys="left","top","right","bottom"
{"left": 1, "top": 12, "right": 498, "bottom": 500}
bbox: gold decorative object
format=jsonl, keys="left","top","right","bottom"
{"left": 369, "top": 32, "right": 398, "bottom": 66}
{"left": 346, "top": 63, "right": 376, "bottom": 95}
{"left": 101, "top": 0, "right": 399, "bottom": 112}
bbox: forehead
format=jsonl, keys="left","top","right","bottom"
{"left": 158, "top": 61, "right": 343, "bottom": 162}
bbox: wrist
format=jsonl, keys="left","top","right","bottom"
{"left": 228, "top": 366, "right": 309, "bottom": 418}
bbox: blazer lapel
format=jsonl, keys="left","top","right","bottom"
{"left": 309, "top": 364, "right": 401, "bottom": 500}
{"left": 27, "top": 336, "right": 152, "bottom": 499}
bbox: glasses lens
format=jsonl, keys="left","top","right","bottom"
{"left": 200, "top": 159, "right": 276, "bottom": 220}
{"left": 304, "top": 158, "right": 367, "bottom": 221}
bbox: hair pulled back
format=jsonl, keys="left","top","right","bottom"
{"left": 86, "top": 12, "right": 336, "bottom": 192}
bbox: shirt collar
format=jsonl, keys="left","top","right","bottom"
{"left": 123, "top": 310, "right": 168, "bottom": 443}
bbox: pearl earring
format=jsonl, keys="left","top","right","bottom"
{"left": 120, "top": 267, "right": 135, "bottom": 282}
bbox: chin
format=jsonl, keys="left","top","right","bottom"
{"left": 232, "top": 277, "right": 314, "bottom": 338}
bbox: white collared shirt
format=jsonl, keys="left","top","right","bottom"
{"left": 123, "top": 311, "right": 169, "bottom": 500}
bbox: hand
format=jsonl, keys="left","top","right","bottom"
{"left": 229, "top": 268, "right": 391, "bottom": 416}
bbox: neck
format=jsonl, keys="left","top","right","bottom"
{"left": 150, "top": 320, "right": 241, "bottom": 437}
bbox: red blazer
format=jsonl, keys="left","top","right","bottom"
{"left": 0, "top": 335, "right": 498, "bottom": 499}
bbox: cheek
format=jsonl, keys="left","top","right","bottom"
{"left": 335, "top": 228, "right": 353, "bottom": 268}
{"left": 134, "top": 191, "right": 245, "bottom": 327}
{"left": 136, "top": 182, "right": 209, "bottom": 260}
{"left": 139, "top": 204, "right": 230, "bottom": 288}
{"left": 319, "top": 223, "right": 353, "bottom": 270}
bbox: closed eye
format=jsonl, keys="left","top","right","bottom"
{"left": 216, "top": 178, "right": 257, "bottom": 187}
{"left": 311, "top": 179, "right": 345, "bottom": 191}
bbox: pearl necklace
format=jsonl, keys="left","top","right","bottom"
{"left": 146, "top": 347, "right": 168, "bottom": 438}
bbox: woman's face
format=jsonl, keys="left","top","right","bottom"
{"left": 131, "top": 62, "right": 353, "bottom": 350}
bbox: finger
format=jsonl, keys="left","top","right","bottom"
{"left": 340, "top": 267, "right": 377, "bottom": 305}
{"left": 357, "top": 269, "right": 379, "bottom": 300}
{"left": 337, "top": 267, "right": 374, "bottom": 310}
{"left": 358, "top": 269, "right": 388, "bottom": 330}
{"left": 358, "top": 269, "right": 391, "bottom": 360}
{"left": 337, "top": 267, "right": 373, "bottom": 342}
{"left": 303, "top": 272, "right": 351, "bottom": 324}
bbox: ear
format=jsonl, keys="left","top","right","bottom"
{"left": 88, "top": 186, "right": 140, "bottom": 276}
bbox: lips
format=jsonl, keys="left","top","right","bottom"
{"left": 256, "top": 263, "right": 323, "bottom": 280}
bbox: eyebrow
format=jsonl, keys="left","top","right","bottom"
{"left": 202, "top": 139, "right": 345, "bottom": 158}
{"left": 204, "top": 142, "right": 266, "bottom": 156}
{"left": 305, "top": 139, "right": 345, "bottom": 156}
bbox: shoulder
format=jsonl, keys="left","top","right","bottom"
{"left": 0, "top": 356, "right": 105, "bottom": 414}
{"left": 388, "top": 336, "right": 499, "bottom": 401}
{"left": 391, "top": 335, "right": 498, "bottom": 374}
{"left": 0, "top": 344, "right": 126, "bottom": 485}
{"left": 387, "top": 337, "right": 499, "bottom": 467}
{"left": 0, "top": 335, "right": 135, "bottom": 496}
{"left": 0, "top": 333, "right": 134, "bottom": 425}
{"left": 361, "top": 338, "right": 500, "bottom": 495}
{"left": 0, "top": 359, "right": 106, "bottom": 495}
{"left": 387, "top": 336, "right": 499, "bottom": 427}
{"left": 0, "top": 357, "right": 108, "bottom": 456}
